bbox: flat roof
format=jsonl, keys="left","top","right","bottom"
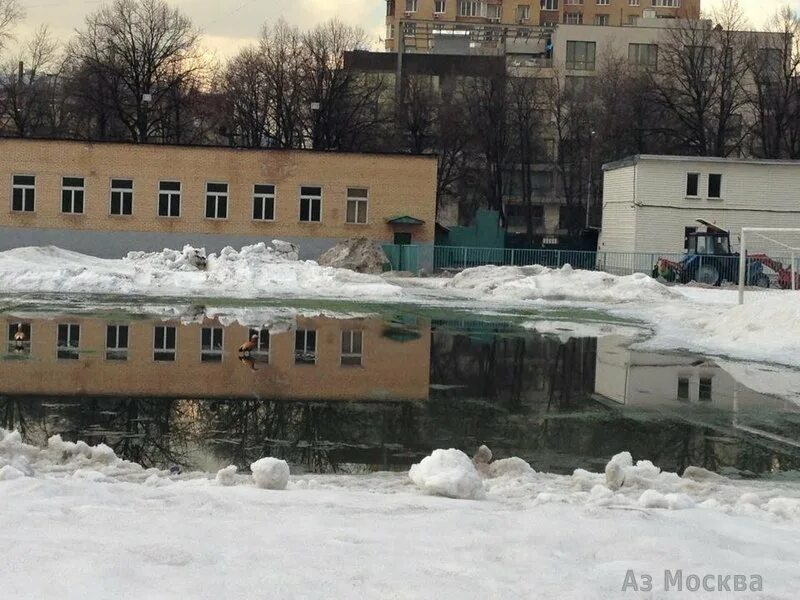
{"left": 603, "top": 154, "right": 800, "bottom": 171}
{"left": 0, "top": 135, "right": 437, "bottom": 162}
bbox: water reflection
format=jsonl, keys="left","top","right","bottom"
{"left": 1, "top": 310, "right": 799, "bottom": 477}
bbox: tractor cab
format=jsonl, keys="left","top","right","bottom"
{"left": 687, "top": 219, "right": 733, "bottom": 256}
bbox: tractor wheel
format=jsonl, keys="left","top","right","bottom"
{"left": 695, "top": 264, "right": 720, "bottom": 286}
{"left": 755, "top": 273, "right": 770, "bottom": 288}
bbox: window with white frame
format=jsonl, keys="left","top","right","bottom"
{"left": 627, "top": 15, "right": 638, "bottom": 25}
{"left": 540, "top": 0, "right": 559, "bottom": 9}
{"left": 295, "top": 329, "right": 317, "bottom": 365}
{"left": 686, "top": 172, "right": 700, "bottom": 197}
{"left": 154, "top": 325, "right": 176, "bottom": 361}
{"left": 566, "top": 40, "right": 596, "bottom": 70}
{"left": 61, "top": 177, "right": 85, "bottom": 214}
{"left": 346, "top": 187, "right": 369, "bottom": 224}
{"left": 248, "top": 328, "right": 270, "bottom": 358}
{"left": 517, "top": 4, "right": 530, "bottom": 20}
{"left": 201, "top": 327, "right": 224, "bottom": 362}
{"left": 596, "top": 0, "right": 609, "bottom": 4}
{"left": 205, "top": 182, "right": 228, "bottom": 219}
{"left": 652, "top": 0, "right": 679, "bottom": 6}
{"left": 12, "top": 175, "right": 35, "bottom": 212}
{"left": 404, "top": 22, "right": 417, "bottom": 36}
{"left": 628, "top": 0, "right": 640, "bottom": 4}
{"left": 299, "top": 186, "right": 322, "bottom": 222}
{"left": 595, "top": 14, "right": 609, "bottom": 24}
{"left": 565, "top": 12, "right": 583, "bottom": 23}
{"left": 158, "top": 181, "right": 181, "bottom": 217}
{"left": 386, "top": 23, "right": 395, "bottom": 39}
{"left": 629, "top": 43, "right": 658, "bottom": 68}
{"left": 106, "top": 324, "right": 129, "bottom": 361}
{"left": 708, "top": 173, "right": 722, "bottom": 199}
{"left": 405, "top": 0, "right": 418, "bottom": 12}
{"left": 341, "top": 330, "right": 363, "bottom": 366}
{"left": 110, "top": 179, "right": 133, "bottom": 216}
{"left": 699, "top": 377, "right": 712, "bottom": 401}
{"left": 8, "top": 322, "right": 31, "bottom": 355}
{"left": 253, "top": 184, "right": 276, "bottom": 221}
{"left": 565, "top": 0, "right": 583, "bottom": 4}
{"left": 57, "top": 324, "right": 80, "bottom": 360}
{"left": 459, "top": 0, "right": 485, "bottom": 17}
{"left": 487, "top": 3, "right": 501, "bottom": 18}
{"left": 434, "top": 0, "right": 446, "bottom": 13}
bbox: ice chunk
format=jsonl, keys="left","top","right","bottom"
{"left": 472, "top": 445, "right": 492, "bottom": 475}
{"left": 487, "top": 457, "right": 534, "bottom": 478}
{"left": 605, "top": 451, "right": 632, "bottom": 490}
{"left": 251, "top": 457, "right": 290, "bottom": 490}
{"left": 639, "top": 490, "right": 695, "bottom": 510}
{"left": 216, "top": 465, "right": 238, "bottom": 486}
{"left": 0, "top": 465, "right": 25, "bottom": 481}
{"left": 682, "top": 466, "right": 724, "bottom": 482}
{"left": 409, "top": 449, "right": 485, "bottom": 500}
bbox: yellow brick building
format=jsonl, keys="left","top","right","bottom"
{"left": 0, "top": 138, "right": 437, "bottom": 268}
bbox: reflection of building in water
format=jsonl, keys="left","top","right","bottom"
{"left": 0, "top": 315, "right": 431, "bottom": 401}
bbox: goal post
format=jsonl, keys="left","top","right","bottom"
{"left": 738, "top": 227, "right": 800, "bottom": 304}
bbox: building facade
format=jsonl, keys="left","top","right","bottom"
{"left": 599, "top": 155, "right": 800, "bottom": 256}
{"left": 0, "top": 138, "right": 437, "bottom": 267}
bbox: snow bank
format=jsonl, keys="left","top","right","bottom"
{"left": 250, "top": 457, "right": 290, "bottom": 490}
{"left": 409, "top": 449, "right": 485, "bottom": 500}
{"left": 446, "top": 264, "right": 676, "bottom": 303}
{"left": 215, "top": 465, "right": 238, "bottom": 486}
{"left": 0, "top": 243, "right": 400, "bottom": 300}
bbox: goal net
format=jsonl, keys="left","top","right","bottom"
{"left": 738, "top": 228, "right": 800, "bottom": 304}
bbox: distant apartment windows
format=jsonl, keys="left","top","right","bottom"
{"left": 652, "top": 0, "right": 680, "bottom": 6}
{"left": 566, "top": 40, "right": 596, "bottom": 70}
{"left": 565, "top": 0, "right": 583, "bottom": 4}
{"left": 253, "top": 184, "right": 276, "bottom": 221}
{"left": 627, "top": 15, "right": 639, "bottom": 25}
{"left": 386, "top": 23, "right": 395, "bottom": 39}
{"left": 110, "top": 179, "right": 133, "bottom": 216}
{"left": 106, "top": 325, "right": 129, "bottom": 361}
{"left": 299, "top": 186, "right": 322, "bottom": 222}
{"left": 628, "top": 0, "right": 640, "bottom": 4}
{"left": 61, "top": 177, "right": 85, "bottom": 214}
{"left": 158, "top": 181, "right": 181, "bottom": 217}
{"left": 346, "top": 188, "right": 369, "bottom": 224}
{"left": 201, "top": 327, "right": 223, "bottom": 362}
{"left": 596, "top": 0, "right": 609, "bottom": 5}
{"left": 686, "top": 173, "right": 700, "bottom": 197}
{"left": 57, "top": 324, "right": 80, "bottom": 360}
{"left": 688, "top": 45, "right": 714, "bottom": 74}
{"left": 434, "top": 0, "right": 447, "bottom": 13}
{"left": 8, "top": 323, "right": 30, "bottom": 355}
{"left": 459, "top": 0, "right": 485, "bottom": 17}
{"left": 677, "top": 377, "right": 689, "bottom": 401}
{"left": 629, "top": 43, "right": 658, "bottom": 68}
{"left": 595, "top": 14, "right": 609, "bottom": 25}
{"left": 154, "top": 325, "right": 177, "bottom": 361}
{"left": 387, "top": 0, "right": 395, "bottom": 16}
{"left": 540, "top": 0, "right": 559, "bottom": 9}
{"left": 488, "top": 3, "right": 502, "bottom": 18}
{"left": 403, "top": 22, "right": 417, "bottom": 36}
{"left": 341, "top": 331, "right": 363, "bottom": 366}
{"left": 295, "top": 329, "right": 317, "bottom": 364}
{"left": 517, "top": 5, "right": 531, "bottom": 20}
{"left": 11, "top": 175, "right": 35, "bottom": 212}
{"left": 699, "top": 377, "right": 712, "bottom": 401}
{"left": 565, "top": 12, "right": 583, "bottom": 24}
{"left": 205, "top": 182, "right": 228, "bottom": 219}
{"left": 405, "top": 0, "right": 418, "bottom": 12}
{"left": 708, "top": 174, "right": 723, "bottom": 199}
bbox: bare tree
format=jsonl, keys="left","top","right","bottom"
{"left": 0, "top": 0, "right": 22, "bottom": 53}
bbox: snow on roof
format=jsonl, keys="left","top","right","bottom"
{"left": 603, "top": 154, "right": 800, "bottom": 172}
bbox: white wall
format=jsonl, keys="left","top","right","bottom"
{"left": 597, "top": 165, "right": 637, "bottom": 254}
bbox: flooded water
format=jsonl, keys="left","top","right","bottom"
{"left": 2, "top": 303, "right": 799, "bottom": 478}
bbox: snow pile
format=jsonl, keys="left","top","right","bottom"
{"left": 318, "top": 237, "right": 390, "bottom": 274}
{"left": 250, "top": 457, "right": 290, "bottom": 490}
{"left": 0, "top": 464, "right": 25, "bottom": 481}
{"left": 215, "top": 465, "right": 238, "bottom": 487}
{"left": 446, "top": 264, "right": 676, "bottom": 303}
{"left": 0, "top": 244, "right": 401, "bottom": 300}
{"left": 409, "top": 448, "right": 485, "bottom": 500}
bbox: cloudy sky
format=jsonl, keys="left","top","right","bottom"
{"left": 9, "top": 0, "right": 800, "bottom": 58}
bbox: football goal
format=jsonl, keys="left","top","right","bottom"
{"left": 738, "top": 228, "right": 800, "bottom": 304}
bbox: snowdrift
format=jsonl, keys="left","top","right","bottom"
{"left": 0, "top": 243, "right": 401, "bottom": 300}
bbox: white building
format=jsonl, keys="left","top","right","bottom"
{"left": 598, "top": 155, "right": 800, "bottom": 257}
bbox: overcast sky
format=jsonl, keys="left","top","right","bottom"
{"left": 9, "top": 0, "right": 800, "bottom": 58}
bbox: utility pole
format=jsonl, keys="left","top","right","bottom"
{"left": 585, "top": 129, "right": 595, "bottom": 230}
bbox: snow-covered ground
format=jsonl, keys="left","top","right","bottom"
{"left": 2, "top": 430, "right": 800, "bottom": 599}
{"left": 2, "top": 244, "right": 800, "bottom": 366}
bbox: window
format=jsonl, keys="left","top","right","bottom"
{"left": 110, "top": 179, "right": 133, "bottom": 216}
{"left": 683, "top": 226, "right": 697, "bottom": 250}
{"left": 686, "top": 173, "right": 699, "bottom": 197}
{"left": 253, "top": 184, "right": 276, "bottom": 221}
{"left": 487, "top": 4, "right": 501, "bottom": 18}
{"left": 628, "top": 0, "right": 640, "bottom": 4}
{"left": 565, "top": 0, "right": 583, "bottom": 4}
{"left": 405, "top": 0, "right": 418, "bottom": 11}
{"left": 594, "top": 14, "right": 609, "bottom": 25}
{"left": 596, "top": 0, "right": 609, "bottom": 4}
{"left": 387, "top": 0, "right": 395, "bottom": 16}
{"left": 299, "top": 186, "right": 322, "bottom": 222}
{"left": 458, "top": 1, "right": 484, "bottom": 16}
{"left": 57, "top": 324, "right": 80, "bottom": 360}
{"left": 652, "top": 0, "right": 679, "bottom": 6}
{"left": 434, "top": 0, "right": 447, "bottom": 13}
{"left": 205, "top": 182, "right": 228, "bottom": 219}
{"left": 386, "top": 23, "right": 395, "bottom": 39}
{"left": 540, "top": 0, "right": 559, "bottom": 9}
{"left": 201, "top": 327, "right": 223, "bottom": 362}
{"left": 346, "top": 188, "right": 369, "bottom": 224}
{"left": 627, "top": 15, "right": 638, "bottom": 25}
{"left": 61, "top": 177, "right": 85, "bottom": 214}
{"left": 158, "top": 181, "right": 181, "bottom": 217}
{"left": 629, "top": 43, "right": 658, "bottom": 68}
{"left": 699, "top": 377, "right": 712, "bottom": 401}
{"left": 341, "top": 331, "right": 363, "bottom": 366}
{"left": 403, "top": 22, "right": 417, "bottom": 36}
{"left": 295, "top": 329, "right": 317, "bottom": 365}
{"left": 566, "top": 75, "right": 593, "bottom": 96}
{"left": 8, "top": 323, "right": 31, "bottom": 355}
{"left": 566, "top": 41, "right": 596, "bottom": 70}
{"left": 708, "top": 174, "right": 722, "bottom": 199}
{"left": 248, "top": 328, "right": 271, "bottom": 357}
{"left": 517, "top": 4, "right": 530, "bottom": 20}
{"left": 565, "top": 12, "right": 583, "bottom": 23}
{"left": 106, "top": 325, "right": 129, "bottom": 360}
{"left": 677, "top": 377, "right": 689, "bottom": 401}
{"left": 688, "top": 45, "right": 713, "bottom": 74}
{"left": 506, "top": 204, "right": 544, "bottom": 228}
{"left": 12, "top": 175, "right": 35, "bottom": 212}
{"left": 154, "top": 326, "right": 176, "bottom": 361}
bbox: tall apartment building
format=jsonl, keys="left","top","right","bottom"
{"left": 385, "top": 0, "right": 700, "bottom": 51}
